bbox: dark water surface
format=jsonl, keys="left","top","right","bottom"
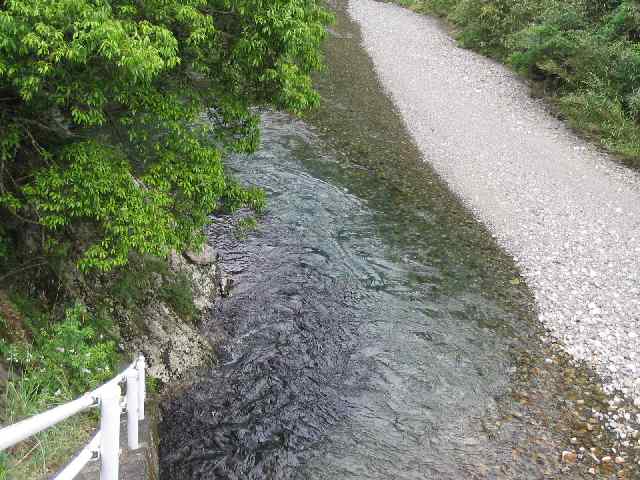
{"left": 159, "top": 2, "right": 624, "bottom": 479}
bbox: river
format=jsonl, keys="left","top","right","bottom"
{"left": 159, "top": 2, "right": 631, "bottom": 479}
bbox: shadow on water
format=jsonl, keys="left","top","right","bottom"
{"left": 159, "top": 2, "right": 631, "bottom": 479}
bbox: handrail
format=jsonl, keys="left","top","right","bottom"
{"left": 0, "top": 393, "right": 98, "bottom": 451}
{"left": 56, "top": 432, "right": 101, "bottom": 480}
{"left": 0, "top": 355, "right": 146, "bottom": 480}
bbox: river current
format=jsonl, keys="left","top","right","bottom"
{"left": 159, "top": 2, "right": 624, "bottom": 479}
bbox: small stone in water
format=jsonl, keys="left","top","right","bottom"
{"left": 615, "top": 456, "right": 625, "bottom": 464}
{"left": 562, "top": 451, "right": 578, "bottom": 464}
{"left": 602, "top": 456, "right": 612, "bottom": 463}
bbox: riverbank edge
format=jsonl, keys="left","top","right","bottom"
{"left": 115, "top": 245, "right": 232, "bottom": 480}
{"left": 0, "top": 239, "right": 233, "bottom": 478}
{"left": 349, "top": 0, "right": 640, "bottom": 464}
{"left": 308, "top": 0, "right": 640, "bottom": 475}
{"left": 386, "top": 0, "right": 640, "bottom": 171}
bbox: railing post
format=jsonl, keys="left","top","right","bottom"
{"left": 137, "top": 356, "right": 146, "bottom": 421}
{"left": 100, "top": 382, "right": 121, "bottom": 480}
{"left": 126, "top": 370, "right": 139, "bottom": 450}
{"left": 0, "top": 356, "right": 146, "bottom": 480}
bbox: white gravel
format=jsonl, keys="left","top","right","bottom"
{"left": 349, "top": 0, "right": 640, "bottom": 432}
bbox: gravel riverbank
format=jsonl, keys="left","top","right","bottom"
{"left": 349, "top": 0, "right": 640, "bottom": 438}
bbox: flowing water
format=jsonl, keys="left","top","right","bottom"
{"left": 160, "top": 2, "right": 632, "bottom": 479}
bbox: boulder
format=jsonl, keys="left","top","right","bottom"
{"left": 183, "top": 245, "right": 217, "bottom": 266}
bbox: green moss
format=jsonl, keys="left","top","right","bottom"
{"left": 106, "top": 254, "right": 198, "bottom": 323}
{"left": 159, "top": 272, "right": 198, "bottom": 323}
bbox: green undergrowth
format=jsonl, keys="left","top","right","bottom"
{"left": 393, "top": 0, "right": 640, "bottom": 167}
{"left": 0, "top": 253, "right": 198, "bottom": 479}
{"left": 0, "top": 302, "right": 118, "bottom": 479}
{"left": 107, "top": 255, "right": 198, "bottom": 324}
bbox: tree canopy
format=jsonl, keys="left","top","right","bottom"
{"left": 0, "top": 0, "right": 332, "bottom": 271}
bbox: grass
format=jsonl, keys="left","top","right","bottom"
{"left": 0, "top": 302, "right": 118, "bottom": 479}
{"left": 390, "top": 0, "right": 640, "bottom": 169}
{"left": 1, "top": 379, "right": 96, "bottom": 480}
{"left": 0, "top": 251, "right": 200, "bottom": 478}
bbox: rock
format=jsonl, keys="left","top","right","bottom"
{"left": 184, "top": 244, "right": 217, "bottom": 265}
{"left": 128, "top": 303, "right": 213, "bottom": 383}
{"left": 588, "top": 467, "right": 596, "bottom": 475}
{"left": 615, "top": 456, "right": 625, "bottom": 464}
{"left": 117, "top": 240, "right": 234, "bottom": 385}
{"left": 216, "top": 265, "right": 233, "bottom": 298}
{"left": 169, "top": 249, "right": 219, "bottom": 312}
{"left": 601, "top": 455, "right": 612, "bottom": 463}
{"left": 562, "top": 450, "right": 577, "bottom": 464}
{"left": 0, "top": 290, "right": 29, "bottom": 341}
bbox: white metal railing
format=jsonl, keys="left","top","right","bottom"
{"left": 0, "top": 355, "right": 146, "bottom": 480}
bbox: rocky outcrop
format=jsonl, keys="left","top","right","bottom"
{"left": 124, "top": 245, "right": 230, "bottom": 385}
{"left": 128, "top": 302, "right": 212, "bottom": 384}
{"left": 183, "top": 244, "right": 217, "bottom": 266}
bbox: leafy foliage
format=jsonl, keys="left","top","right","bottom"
{"left": 3, "top": 303, "right": 117, "bottom": 396}
{"left": 0, "top": 0, "right": 331, "bottom": 271}
{"left": 0, "top": 303, "right": 117, "bottom": 479}
{"left": 396, "top": 0, "right": 640, "bottom": 164}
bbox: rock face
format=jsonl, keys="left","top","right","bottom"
{"left": 125, "top": 249, "right": 230, "bottom": 384}
{"left": 561, "top": 450, "right": 577, "bottom": 464}
{"left": 169, "top": 249, "right": 220, "bottom": 311}
{"left": 183, "top": 244, "right": 218, "bottom": 266}
{"left": 128, "top": 302, "right": 212, "bottom": 384}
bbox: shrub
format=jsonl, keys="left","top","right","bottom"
{"left": 1, "top": 304, "right": 118, "bottom": 479}
{"left": 4, "top": 304, "right": 117, "bottom": 398}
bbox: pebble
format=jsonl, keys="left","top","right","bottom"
{"left": 562, "top": 450, "right": 578, "bottom": 464}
